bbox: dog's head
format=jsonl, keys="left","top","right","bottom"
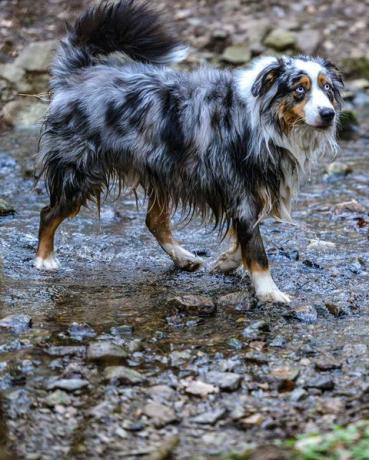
{"left": 251, "top": 56, "right": 343, "bottom": 135}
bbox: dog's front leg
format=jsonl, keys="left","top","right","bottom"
{"left": 234, "top": 219, "right": 290, "bottom": 304}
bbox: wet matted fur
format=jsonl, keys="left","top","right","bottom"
{"left": 35, "top": 0, "right": 343, "bottom": 303}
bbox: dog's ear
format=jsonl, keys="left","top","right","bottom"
{"left": 251, "top": 60, "right": 284, "bottom": 97}
{"left": 323, "top": 59, "right": 344, "bottom": 88}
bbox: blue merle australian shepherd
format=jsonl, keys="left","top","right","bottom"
{"left": 35, "top": 0, "right": 343, "bottom": 303}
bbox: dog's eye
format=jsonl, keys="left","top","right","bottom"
{"left": 324, "top": 83, "right": 331, "bottom": 91}
{"left": 295, "top": 86, "right": 305, "bottom": 95}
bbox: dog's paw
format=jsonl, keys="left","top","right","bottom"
{"left": 175, "top": 255, "right": 203, "bottom": 272}
{"left": 211, "top": 253, "right": 241, "bottom": 274}
{"left": 34, "top": 254, "right": 60, "bottom": 271}
{"left": 256, "top": 288, "right": 291, "bottom": 304}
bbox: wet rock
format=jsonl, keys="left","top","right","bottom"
{"left": 0, "top": 198, "right": 15, "bottom": 216}
{"left": 127, "top": 338, "right": 144, "bottom": 353}
{"left": 244, "top": 351, "right": 269, "bottom": 364}
{"left": 5, "top": 389, "right": 32, "bottom": 417}
{"left": 295, "top": 29, "right": 320, "bottom": 54}
{"left": 143, "top": 402, "right": 177, "bottom": 427}
{"left": 305, "top": 375, "right": 335, "bottom": 391}
{"left": 13, "top": 40, "right": 58, "bottom": 72}
{"left": 307, "top": 239, "right": 336, "bottom": 251}
{"left": 46, "top": 390, "right": 72, "bottom": 407}
{"left": 242, "top": 320, "right": 269, "bottom": 339}
{"left": 269, "top": 335, "right": 287, "bottom": 348}
{"left": 168, "top": 295, "right": 216, "bottom": 316}
{"left": 290, "top": 305, "right": 318, "bottom": 323}
{"left": 122, "top": 420, "right": 144, "bottom": 431}
{"left": 87, "top": 342, "right": 128, "bottom": 363}
{"left": 47, "top": 378, "right": 89, "bottom": 392}
{"left": 0, "top": 314, "right": 32, "bottom": 334}
{"left": 110, "top": 325, "right": 134, "bottom": 336}
{"left": 315, "top": 357, "right": 342, "bottom": 371}
{"left": 204, "top": 371, "right": 242, "bottom": 391}
{"left": 67, "top": 322, "right": 96, "bottom": 341}
{"left": 183, "top": 379, "right": 218, "bottom": 397}
{"left": 326, "top": 161, "right": 353, "bottom": 176}
{"left": 217, "top": 291, "right": 250, "bottom": 310}
{"left": 104, "top": 365, "right": 145, "bottom": 384}
{"left": 337, "top": 111, "right": 360, "bottom": 140}
{"left": 3, "top": 99, "right": 48, "bottom": 130}
{"left": 290, "top": 387, "right": 307, "bottom": 402}
{"left": 170, "top": 350, "right": 191, "bottom": 367}
{"left": 192, "top": 407, "right": 226, "bottom": 425}
{"left": 221, "top": 45, "right": 251, "bottom": 65}
{"left": 263, "top": 28, "right": 296, "bottom": 51}
{"left": 46, "top": 346, "right": 86, "bottom": 357}
{"left": 228, "top": 338, "right": 243, "bottom": 350}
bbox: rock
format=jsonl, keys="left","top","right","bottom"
{"left": 46, "top": 346, "right": 86, "bottom": 357}
{"left": 217, "top": 292, "right": 250, "bottom": 310}
{"left": 332, "top": 199, "right": 366, "bottom": 214}
{"left": 0, "top": 63, "right": 32, "bottom": 92}
{"left": 0, "top": 199, "right": 15, "bottom": 216}
{"left": 290, "top": 387, "right": 307, "bottom": 402}
{"left": 68, "top": 322, "right": 96, "bottom": 341}
{"left": 307, "top": 239, "right": 336, "bottom": 251}
{"left": 353, "top": 92, "right": 369, "bottom": 109}
{"left": 168, "top": 295, "right": 216, "bottom": 316}
{"left": 337, "top": 111, "right": 360, "bottom": 140}
{"left": 192, "top": 408, "right": 226, "bottom": 425}
{"left": 326, "top": 162, "right": 353, "bottom": 176}
{"left": 228, "top": 338, "right": 243, "bottom": 350}
{"left": 315, "top": 357, "right": 342, "bottom": 371}
{"left": 47, "top": 378, "right": 89, "bottom": 392}
{"left": 143, "top": 402, "right": 177, "bottom": 427}
{"left": 325, "top": 301, "right": 346, "bottom": 317}
{"left": 3, "top": 99, "right": 48, "bottom": 130}
{"left": 269, "top": 335, "right": 287, "bottom": 348}
{"left": 122, "top": 420, "right": 144, "bottom": 431}
{"left": 348, "top": 78, "right": 369, "bottom": 91}
{"left": 246, "top": 19, "right": 271, "bottom": 46}
{"left": 14, "top": 40, "right": 58, "bottom": 72}
{"left": 46, "top": 390, "right": 72, "bottom": 407}
{"left": 291, "top": 305, "right": 317, "bottom": 323}
{"left": 110, "top": 325, "right": 134, "bottom": 336}
{"left": 147, "top": 435, "right": 179, "bottom": 460}
{"left": 127, "top": 338, "right": 143, "bottom": 353}
{"left": 221, "top": 45, "right": 251, "bottom": 65}
{"left": 149, "top": 385, "right": 176, "bottom": 402}
{"left": 295, "top": 29, "right": 320, "bottom": 55}
{"left": 342, "top": 343, "right": 367, "bottom": 357}
{"left": 87, "top": 342, "right": 128, "bottom": 363}
{"left": 263, "top": 28, "right": 296, "bottom": 51}
{"left": 342, "top": 55, "right": 369, "bottom": 79}
{"left": 169, "top": 350, "right": 191, "bottom": 367}
{"left": 0, "top": 314, "right": 32, "bottom": 334}
{"left": 305, "top": 375, "right": 334, "bottom": 391}
{"left": 183, "top": 380, "right": 218, "bottom": 397}
{"left": 241, "top": 413, "right": 264, "bottom": 426}
{"left": 244, "top": 351, "right": 269, "bottom": 364}
{"left": 317, "top": 398, "right": 345, "bottom": 414}
{"left": 104, "top": 366, "right": 145, "bottom": 384}
{"left": 271, "top": 367, "right": 299, "bottom": 382}
{"left": 204, "top": 371, "right": 242, "bottom": 391}
{"left": 242, "top": 320, "right": 269, "bottom": 339}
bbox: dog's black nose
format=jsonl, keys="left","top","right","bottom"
{"left": 319, "top": 107, "right": 335, "bottom": 123}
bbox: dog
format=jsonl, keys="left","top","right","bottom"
{"left": 35, "top": 0, "right": 343, "bottom": 303}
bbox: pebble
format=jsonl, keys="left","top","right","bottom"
{"left": 110, "top": 325, "right": 134, "bottom": 336}
{"left": 315, "top": 357, "right": 342, "bottom": 371}
{"left": 0, "top": 198, "right": 15, "bottom": 216}
{"left": 307, "top": 239, "right": 336, "bottom": 251}
{"left": 47, "top": 378, "right": 89, "bottom": 392}
{"left": 271, "top": 367, "right": 299, "bottom": 382}
{"left": 46, "top": 390, "right": 72, "bottom": 407}
{"left": 241, "top": 413, "right": 264, "bottom": 426}
{"left": 0, "top": 314, "right": 32, "bottom": 334}
{"left": 192, "top": 408, "right": 226, "bottom": 425}
{"left": 290, "top": 387, "right": 307, "bottom": 402}
{"left": 305, "top": 375, "right": 335, "bottom": 391}
{"left": 291, "top": 305, "right": 318, "bottom": 324}
{"left": 269, "top": 335, "right": 287, "bottom": 348}
{"left": 168, "top": 295, "right": 216, "bottom": 316}
{"left": 244, "top": 351, "right": 269, "bottom": 364}
{"left": 326, "top": 162, "right": 353, "bottom": 176}
{"left": 204, "top": 371, "right": 242, "bottom": 391}
{"left": 217, "top": 292, "right": 250, "bottom": 310}
{"left": 87, "top": 342, "right": 128, "bottom": 363}
{"left": 242, "top": 321, "right": 269, "bottom": 339}
{"left": 221, "top": 45, "right": 251, "bottom": 65}
{"left": 263, "top": 28, "right": 296, "bottom": 51}
{"left": 143, "top": 402, "right": 177, "bottom": 427}
{"left": 67, "top": 322, "right": 96, "bottom": 341}
{"left": 46, "top": 346, "right": 86, "bottom": 357}
{"left": 183, "top": 380, "right": 218, "bottom": 397}
{"left": 104, "top": 366, "right": 145, "bottom": 384}
{"left": 228, "top": 338, "right": 243, "bottom": 350}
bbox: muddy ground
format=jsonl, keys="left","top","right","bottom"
{"left": 1, "top": 0, "right": 369, "bottom": 459}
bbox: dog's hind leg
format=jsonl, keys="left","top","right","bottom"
{"left": 34, "top": 204, "right": 80, "bottom": 270}
{"left": 234, "top": 219, "right": 290, "bottom": 304}
{"left": 146, "top": 195, "right": 203, "bottom": 272}
{"left": 211, "top": 226, "right": 242, "bottom": 273}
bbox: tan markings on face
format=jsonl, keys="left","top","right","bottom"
{"left": 278, "top": 75, "right": 311, "bottom": 133}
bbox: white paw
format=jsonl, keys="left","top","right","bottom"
{"left": 34, "top": 254, "right": 60, "bottom": 271}
{"left": 256, "top": 288, "right": 291, "bottom": 304}
{"left": 174, "top": 253, "right": 203, "bottom": 272}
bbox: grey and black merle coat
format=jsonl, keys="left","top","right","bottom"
{"left": 36, "top": 0, "right": 342, "bottom": 303}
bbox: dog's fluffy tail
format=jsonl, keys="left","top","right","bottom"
{"left": 52, "top": 0, "right": 187, "bottom": 88}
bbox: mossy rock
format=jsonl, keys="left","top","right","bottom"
{"left": 342, "top": 56, "right": 369, "bottom": 79}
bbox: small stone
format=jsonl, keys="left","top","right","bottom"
{"left": 307, "top": 239, "right": 336, "bottom": 251}
{"left": 104, "top": 366, "right": 145, "bottom": 384}
{"left": 110, "top": 325, "right": 134, "bottom": 336}
{"left": 46, "top": 390, "right": 72, "bottom": 407}
{"left": 315, "top": 357, "right": 342, "bottom": 371}
{"left": 46, "top": 346, "right": 86, "bottom": 357}
{"left": 291, "top": 305, "right": 318, "bottom": 323}
{"left": 263, "top": 28, "right": 296, "bottom": 51}
{"left": 67, "top": 322, "right": 96, "bottom": 341}
{"left": 221, "top": 45, "right": 251, "bottom": 65}
{"left": 0, "top": 199, "right": 15, "bottom": 216}
{"left": 143, "top": 402, "right": 177, "bottom": 427}
{"left": 290, "top": 387, "right": 307, "bottom": 402}
{"left": 0, "top": 314, "right": 32, "bottom": 334}
{"left": 317, "top": 398, "right": 345, "bottom": 414}
{"left": 348, "top": 78, "right": 369, "bottom": 91}
{"left": 204, "top": 371, "right": 242, "bottom": 391}
{"left": 87, "top": 342, "right": 128, "bottom": 363}
{"left": 192, "top": 408, "right": 226, "bottom": 425}
{"left": 14, "top": 40, "right": 58, "bottom": 72}
{"left": 305, "top": 375, "right": 334, "bottom": 391}
{"left": 122, "top": 420, "right": 144, "bottom": 431}
{"left": 342, "top": 343, "right": 367, "bottom": 357}
{"left": 47, "top": 378, "right": 89, "bottom": 392}
{"left": 170, "top": 350, "right": 191, "bottom": 367}
{"left": 244, "top": 351, "right": 269, "bottom": 364}
{"left": 217, "top": 292, "right": 250, "bottom": 310}
{"left": 241, "top": 413, "right": 264, "bottom": 426}
{"left": 228, "top": 338, "right": 243, "bottom": 350}
{"left": 295, "top": 29, "right": 320, "bottom": 54}
{"left": 269, "top": 335, "right": 287, "bottom": 348}
{"left": 326, "top": 162, "right": 353, "bottom": 176}
{"left": 332, "top": 199, "right": 366, "bottom": 214}
{"left": 3, "top": 100, "right": 48, "bottom": 130}
{"left": 242, "top": 320, "right": 269, "bottom": 339}
{"left": 183, "top": 380, "right": 218, "bottom": 397}
{"left": 168, "top": 295, "right": 216, "bottom": 316}
{"left": 271, "top": 367, "right": 299, "bottom": 381}
{"left": 0, "top": 63, "right": 31, "bottom": 92}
